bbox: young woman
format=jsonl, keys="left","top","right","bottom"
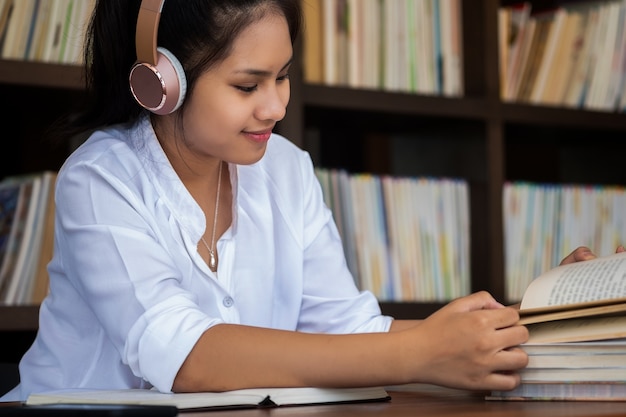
{"left": 1, "top": 0, "right": 605, "bottom": 401}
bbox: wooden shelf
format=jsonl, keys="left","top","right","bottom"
{"left": 501, "top": 103, "right": 626, "bottom": 131}
{"left": 301, "top": 84, "right": 626, "bottom": 132}
{"left": 0, "top": 60, "right": 84, "bottom": 90}
{"left": 301, "top": 84, "right": 489, "bottom": 119}
{"left": 0, "top": 306, "right": 39, "bottom": 331}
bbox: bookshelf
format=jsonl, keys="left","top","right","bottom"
{"left": 279, "top": 0, "right": 626, "bottom": 315}
{"left": 1, "top": 0, "right": 626, "bottom": 358}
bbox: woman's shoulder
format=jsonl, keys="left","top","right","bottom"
{"left": 65, "top": 123, "right": 137, "bottom": 164}
{"left": 55, "top": 119, "right": 163, "bottom": 201}
{"left": 61, "top": 118, "right": 154, "bottom": 177}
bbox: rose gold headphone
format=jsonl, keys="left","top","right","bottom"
{"left": 129, "top": 0, "right": 187, "bottom": 115}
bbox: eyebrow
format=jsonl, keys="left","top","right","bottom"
{"left": 234, "top": 57, "right": 293, "bottom": 77}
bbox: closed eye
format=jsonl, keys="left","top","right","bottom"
{"left": 235, "top": 85, "right": 257, "bottom": 93}
{"left": 235, "top": 73, "right": 290, "bottom": 94}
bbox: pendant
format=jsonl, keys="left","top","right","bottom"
{"left": 209, "top": 250, "right": 218, "bottom": 272}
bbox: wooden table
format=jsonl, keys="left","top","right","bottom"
{"left": 183, "top": 384, "right": 626, "bottom": 417}
{"left": 2, "top": 384, "right": 625, "bottom": 416}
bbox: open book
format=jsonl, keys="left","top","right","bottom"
{"left": 25, "top": 386, "right": 390, "bottom": 411}
{"left": 517, "top": 251, "right": 626, "bottom": 343}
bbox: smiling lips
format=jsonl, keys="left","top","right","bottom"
{"left": 244, "top": 130, "right": 272, "bottom": 143}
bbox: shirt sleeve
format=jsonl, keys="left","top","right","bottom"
{"left": 53, "top": 159, "right": 218, "bottom": 392}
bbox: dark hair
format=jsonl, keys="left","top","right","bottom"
{"left": 55, "top": 0, "right": 301, "bottom": 141}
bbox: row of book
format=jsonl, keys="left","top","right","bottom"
{"left": 503, "top": 181, "right": 626, "bottom": 303}
{"left": 0, "top": 0, "right": 95, "bottom": 65}
{"left": 315, "top": 168, "right": 470, "bottom": 302}
{"left": 316, "top": 170, "right": 626, "bottom": 304}
{"left": 3, "top": 170, "right": 624, "bottom": 308}
{"left": 302, "top": 0, "right": 464, "bottom": 96}
{"left": 0, "top": 171, "right": 56, "bottom": 306}
{"left": 499, "top": 1, "right": 626, "bottom": 112}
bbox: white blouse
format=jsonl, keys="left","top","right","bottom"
{"left": 4, "top": 115, "right": 392, "bottom": 401}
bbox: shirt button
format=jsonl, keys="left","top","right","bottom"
{"left": 222, "top": 296, "right": 234, "bottom": 308}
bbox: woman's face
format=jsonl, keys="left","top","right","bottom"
{"left": 176, "top": 11, "right": 293, "bottom": 166}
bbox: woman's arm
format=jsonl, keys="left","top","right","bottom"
{"left": 389, "top": 319, "right": 422, "bottom": 331}
{"left": 173, "top": 291, "right": 528, "bottom": 393}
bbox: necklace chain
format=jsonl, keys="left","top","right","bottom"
{"left": 200, "top": 161, "right": 222, "bottom": 273}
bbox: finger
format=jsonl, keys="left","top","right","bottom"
{"left": 450, "top": 291, "right": 504, "bottom": 313}
{"left": 560, "top": 246, "right": 596, "bottom": 265}
{"left": 481, "top": 306, "right": 521, "bottom": 330}
{"left": 470, "top": 348, "right": 527, "bottom": 392}
{"left": 497, "top": 346, "right": 529, "bottom": 370}
{"left": 486, "top": 350, "right": 528, "bottom": 387}
{"left": 491, "top": 326, "right": 529, "bottom": 354}
{"left": 482, "top": 371, "right": 522, "bottom": 392}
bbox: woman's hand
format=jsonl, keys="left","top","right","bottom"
{"left": 405, "top": 291, "right": 528, "bottom": 391}
{"left": 560, "top": 245, "right": 625, "bottom": 266}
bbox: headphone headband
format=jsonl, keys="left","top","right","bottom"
{"left": 135, "top": 0, "right": 164, "bottom": 65}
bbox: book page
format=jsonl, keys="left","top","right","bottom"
{"left": 526, "top": 315, "right": 626, "bottom": 344}
{"left": 522, "top": 338, "right": 626, "bottom": 355}
{"left": 520, "top": 252, "right": 626, "bottom": 312}
{"left": 518, "top": 302, "right": 626, "bottom": 325}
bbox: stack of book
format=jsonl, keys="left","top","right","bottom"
{"left": 490, "top": 339, "right": 626, "bottom": 401}
{"left": 488, "top": 252, "right": 626, "bottom": 401}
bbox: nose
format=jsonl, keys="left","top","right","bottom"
{"left": 256, "top": 83, "right": 289, "bottom": 122}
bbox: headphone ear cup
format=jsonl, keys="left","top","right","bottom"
{"left": 156, "top": 47, "right": 187, "bottom": 112}
{"left": 129, "top": 47, "right": 187, "bottom": 115}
